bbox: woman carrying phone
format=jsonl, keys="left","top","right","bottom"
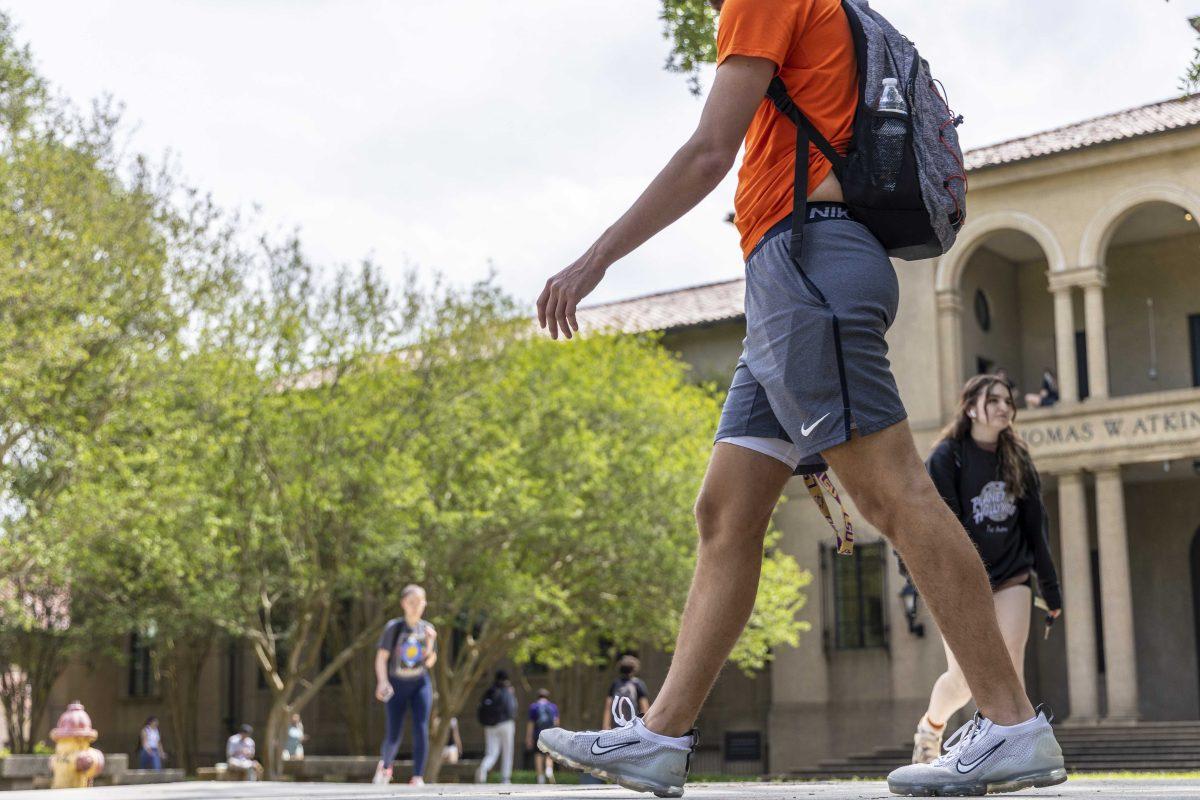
{"left": 373, "top": 584, "right": 437, "bottom": 785}
{"left": 910, "top": 375, "right": 1063, "bottom": 763}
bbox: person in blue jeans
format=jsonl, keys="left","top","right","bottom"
{"left": 138, "top": 716, "right": 165, "bottom": 770}
{"left": 373, "top": 584, "right": 438, "bottom": 786}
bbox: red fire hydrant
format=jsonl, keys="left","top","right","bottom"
{"left": 50, "top": 701, "right": 105, "bottom": 788}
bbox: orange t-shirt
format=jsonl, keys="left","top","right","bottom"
{"left": 717, "top": 0, "right": 858, "bottom": 259}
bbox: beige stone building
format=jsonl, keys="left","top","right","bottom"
{"left": 22, "top": 92, "right": 1200, "bottom": 776}
{"left": 576, "top": 91, "right": 1200, "bottom": 772}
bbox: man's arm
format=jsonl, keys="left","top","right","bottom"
{"left": 537, "top": 55, "right": 776, "bottom": 339}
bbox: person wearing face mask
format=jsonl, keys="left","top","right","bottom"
{"left": 909, "top": 375, "right": 1063, "bottom": 764}
{"left": 373, "top": 584, "right": 437, "bottom": 786}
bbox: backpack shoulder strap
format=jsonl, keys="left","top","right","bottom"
{"left": 765, "top": 77, "right": 849, "bottom": 261}
{"left": 766, "top": 78, "right": 847, "bottom": 175}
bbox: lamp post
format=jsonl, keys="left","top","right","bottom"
{"left": 899, "top": 582, "right": 926, "bottom": 637}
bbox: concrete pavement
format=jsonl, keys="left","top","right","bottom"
{"left": 5, "top": 780, "right": 1199, "bottom": 800}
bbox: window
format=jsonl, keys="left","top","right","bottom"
{"left": 724, "top": 731, "right": 762, "bottom": 762}
{"left": 128, "top": 631, "right": 157, "bottom": 698}
{"left": 828, "top": 542, "right": 887, "bottom": 649}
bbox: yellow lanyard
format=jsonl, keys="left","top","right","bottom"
{"left": 803, "top": 471, "right": 854, "bottom": 556}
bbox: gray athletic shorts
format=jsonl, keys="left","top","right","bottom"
{"left": 715, "top": 205, "right": 907, "bottom": 475}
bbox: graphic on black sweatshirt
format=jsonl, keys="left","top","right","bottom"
{"left": 971, "top": 480, "right": 1017, "bottom": 526}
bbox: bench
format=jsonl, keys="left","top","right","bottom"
{"left": 0, "top": 752, "right": 130, "bottom": 789}
{"left": 115, "top": 767, "right": 187, "bottom": 784}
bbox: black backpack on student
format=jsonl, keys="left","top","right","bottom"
{"left": 476, "top": 685, "right": 506, "bottom": 727}
{"left": 767, "top": 0, "right": 967, "bottom": 261}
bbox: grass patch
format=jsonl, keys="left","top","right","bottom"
{"left": 1069, "top": 771, "right": 1200, "bottom": 781}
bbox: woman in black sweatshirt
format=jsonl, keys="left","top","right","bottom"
{"left": 910, "top": 374, "right": 1062, "bottom": 764}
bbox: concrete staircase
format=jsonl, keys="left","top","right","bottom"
{"left": 788, "top": 721, "right": 1200, "bottom": 778}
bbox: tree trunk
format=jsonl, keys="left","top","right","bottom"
{"left": 0, "top": 666, "right": 31, "bottom": 754}
{"left": 421, "top": 628, "right": 510, "bottom": 782}
{"left": 161, "top": 633, "right": 212, "bottom": 774}
{"left": 1, "top": 631, "right": 68, "bottom": 753}
{"left": 262, "top": 698, "right": 290, "bottom": 780}
{"left": 330, "top": 599, "right": 378, "bottom": 754}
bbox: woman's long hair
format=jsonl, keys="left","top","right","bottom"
{"left": 935, "top": 374, "right": 1034, "bottom": 498}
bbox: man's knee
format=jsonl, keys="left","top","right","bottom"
{"left": 849, "top": 470, "right": 940, "bottom": 541}
{"left": 693, "top": 487, "right": 768, "bottom": 548}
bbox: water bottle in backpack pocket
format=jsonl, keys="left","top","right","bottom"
{"left": 870, "top": 77, "right": 910, "bottom": 192}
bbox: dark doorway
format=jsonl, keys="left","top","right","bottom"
{"left": 1189, "top": 314, "right": 1200, "bottom": 387}
{"left": 1075, "top": 330, "right": 1090, "bottom": 401}
{"left": 1192, "top": 528, "right": 1200, "bottom": 713}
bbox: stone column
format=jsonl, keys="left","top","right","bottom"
{"left": 1050, "top": 286, "right": 1079, "bottom": 403}
{"left": 936, "top": 289, "right": 964, "bottom": 418}
{"left": 1057, "top": 472, "right": 1098, "bottom": 721}
{"left": 1095, "top": 467, "right": 1138, "bottom": 719}
{"left": 1081, "top": 272, "right": 1109, "bottom": 400}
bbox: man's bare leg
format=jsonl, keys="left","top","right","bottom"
{"left": 641, "top": 442, "right": 793, "bottom": 737}
{"left": 822, "top": 421, "right": 1034, "bottom": 726}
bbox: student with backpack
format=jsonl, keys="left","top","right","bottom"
{"left": 534, "top": 0, "right": 1066, "bottom": 796}
{"left": 373, "top": 584, "right": 437, "bottom": 786}
{"left": 525, "top": 689, "right": 560, "bottom": 784}
{"left": 910, "top": 375, "right": 1062, "bottom": 764}
{"left": 475, "top": 670, "right": 517, "bottom": 784}
{"left": 603, "top": 655, "right": 650, "bottom": 730}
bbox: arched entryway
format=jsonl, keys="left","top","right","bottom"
{"left": 953, "top": 229, "right": 1057, "bottom": 405}
{"left": 934, "top": 212, "right": 1065, "bottom": 415}
{"left": 1097, "top": 200, "right": 1200, "bottom": 397}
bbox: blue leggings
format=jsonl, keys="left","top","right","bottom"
{"left": 380, "top": 674, "right": 432, "bottom": 775}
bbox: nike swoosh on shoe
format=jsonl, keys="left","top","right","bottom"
{"left": 954, "top": 740, "right": 1004, "bottom": 774}
{"left": 590, "top": 739, "right": 638, "bottom": 756}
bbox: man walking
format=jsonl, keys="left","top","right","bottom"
{"left": 535, "top": 0, "right": 1066, "bottom": 797}
{"left": 526, "top": 689, "right": 560, "bottom": 784}
{"left": 475, "top": 670, "right": 517, "bottom": 784}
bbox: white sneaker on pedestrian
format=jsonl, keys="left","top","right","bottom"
{"left": 888, "top": 707, "right": 1066, "bottom": 796}
{"left": 371, "top": 763, "right": 391, "bottom": 785}
{"left": 537, "top": 697, "right": 696, "bottom": 797}
{"left": 912, "top": 716, "right": 945, "bottom": 764}
{"left": 407, "top": 776, "right": 424, "bottom": 786}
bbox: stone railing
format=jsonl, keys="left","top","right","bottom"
{"left": 1015, "top": 385, "right": 1200, "bottom": 472}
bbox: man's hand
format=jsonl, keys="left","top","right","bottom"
{"left": 535, "top": 54, "right": 774, "bottom": 341}
{"left": 537, "top": 253, "right": 605, "bottom": 340}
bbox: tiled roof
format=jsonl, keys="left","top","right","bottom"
{"left": 965, "top": 92, "right": 1200, "bottom": 170}
{"left": 577, "top": 95, "right": 1200, "bottom": 334}
{"left": 576, "top": 277, "right": 745, "bottom": 335}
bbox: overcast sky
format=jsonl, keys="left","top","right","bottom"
{"left": 6, "top": 1, "right": 1200, "bottom": 308}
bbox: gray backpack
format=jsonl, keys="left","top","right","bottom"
{"left": 767, "top": 0, "right": 967, "bottom": 261}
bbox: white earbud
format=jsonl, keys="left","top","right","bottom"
{"left": 968, "top": 411, "right": 977, "bottom": 418}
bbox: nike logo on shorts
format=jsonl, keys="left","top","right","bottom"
{"left": 800, "top": 412, "right": 831, "bottom": 437}
{"left": 590, "top": 738, "right": 638, "bottom": 756}
{"left": 955, "top": 741, "right": 1005, "bottom": 774}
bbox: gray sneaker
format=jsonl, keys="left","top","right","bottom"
{"left": 888, "top": 707, "right": 1067, "bottom": 796}
{"left": 537, "top": 697, "right": 696, "bottom": 797}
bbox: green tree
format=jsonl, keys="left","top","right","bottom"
{"left": 0, "top": 11, "right": 238, "bottom": 752}
{"left": 401, "top": 318, "right": 808, "bottom": 780}
{"left": 660, "top": 0, "right": 719, "bottom": 95}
